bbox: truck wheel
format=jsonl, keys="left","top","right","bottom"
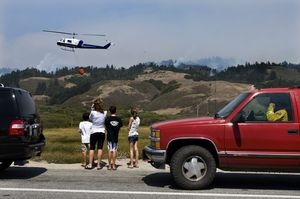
{"left": 170, "top": 145, "right": 216, "bottom": 189}
{"left": 0, "top": 160, "right": 13, "bottom": 171}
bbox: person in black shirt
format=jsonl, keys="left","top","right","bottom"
{"left": 105, "top": 106, "right": 123, "bottom": 170}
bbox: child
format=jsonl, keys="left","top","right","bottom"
{"left": 127, "top": 108, "right": 140, "bottom": 168}
{"left": 78, "top": 112, "right": 92, "bottom": 167}
{"left": 105, "top": 105, "right": 123, "bottom": 170}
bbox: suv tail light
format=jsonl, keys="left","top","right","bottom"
{"left": 9, "top": 120, "right": 25, "bottom": 136}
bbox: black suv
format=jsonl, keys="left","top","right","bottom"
{"left": 0, "top": 85, "right": 45, "bottom": 171}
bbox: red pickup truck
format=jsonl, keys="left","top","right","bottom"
{"left": 143, "top": 87, "right": 300, "bottom": 189}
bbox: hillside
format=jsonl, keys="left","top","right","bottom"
{"left": 2, "top": 62, "right": 300, "bottom": 117}
{"left": 63, "top": 69, "right": 250, "bottom": 116}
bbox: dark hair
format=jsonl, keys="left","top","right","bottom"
{"left": 82, "top": 112, "right": 90, "bottom": 121}
{"left": 109, "top": 106, "right": 117, "bottom": 114}
{"left": 131, "top": 108, "right": 138, "bottom": 119}
{"left": 93, "top": 98, "right": 104, "bottom": 113}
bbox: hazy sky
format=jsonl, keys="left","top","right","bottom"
{"left": 1, "top": 0, "right": 300, "bottom": 71}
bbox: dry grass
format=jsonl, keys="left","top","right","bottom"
{"left": 38, "top": 127, "right": 150, "bottom": 164}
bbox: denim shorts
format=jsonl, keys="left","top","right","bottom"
{"left": 128, "top": 135, "right": 138, "bottom": 143}
{"left": 107, "top": 141, "right": 118, "bottom": 152}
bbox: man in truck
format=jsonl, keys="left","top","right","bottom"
{"left": 266, "top": 101, "right": 288, "bottom": 122}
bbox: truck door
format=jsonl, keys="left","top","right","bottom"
{"left": 225, "top": 92, "right": 300, "bottom": 169}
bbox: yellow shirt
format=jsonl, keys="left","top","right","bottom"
{"left": 266, "top": 103, "right": 288, "bottom": 122}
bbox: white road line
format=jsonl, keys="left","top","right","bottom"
{"left": 0, "top": 188, "right": 299, "bottom": 198}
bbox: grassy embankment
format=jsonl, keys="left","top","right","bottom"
{"left": 36, "top": 105, "right": 175, "bottom": 164}
{"left": 38, "top": 127, "right": 150, "bottom": 164}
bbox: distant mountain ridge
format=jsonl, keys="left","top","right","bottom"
{"left": 0, "top": 67, "right": 15, "bottom": 76}
{"left": 157, "top": 56, "right": 237, "bottom": 70}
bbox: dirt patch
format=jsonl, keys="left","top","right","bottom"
{"left": 152, "top": 108, "right": 184, "bottom": 115}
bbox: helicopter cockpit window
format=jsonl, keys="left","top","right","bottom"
{"left": 67, "top": 40, "right": 72, "bottom": 43}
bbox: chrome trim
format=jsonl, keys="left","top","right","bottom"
{"left": 143, "top": 146, "right": 166, "bottom": 166}
{"left": 166, "top": 136, "right": 219, "bottom": 153}
{"left": 219, "top": 151, "right": 300, "bottom": 159}
{"left": 149, "top": 136, "right": 160, "bottom": 142}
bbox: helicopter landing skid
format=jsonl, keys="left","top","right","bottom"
{"left": 60, "top": 47, "right": 75, "bottom": 52}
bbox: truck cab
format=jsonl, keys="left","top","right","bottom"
{"left": 143, "top": 88, "right": 300, "bottom": 189}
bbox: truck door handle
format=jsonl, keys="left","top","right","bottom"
{"left": 288, "top": 129, "right": 298, "bottom": 134}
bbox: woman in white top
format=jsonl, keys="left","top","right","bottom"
{"left": 127, "top": 108, "right": 140, "bottom": 168}
{"left": 86, "top": 98, "right": 107, "bottom": 170}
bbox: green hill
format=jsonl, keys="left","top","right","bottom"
{"left": 1, "top": 62, "right": 300, "bottom": 127}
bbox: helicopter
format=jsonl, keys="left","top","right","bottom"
{"left": 43, "top": 30, "right": 111, "bottom": 51}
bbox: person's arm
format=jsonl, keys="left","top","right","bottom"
{"left": 128, "top": 117, "right": 133, "bottom": 131}
{"left": 266, "top": 103, "right": 286, "bottom": 121}
{"left": 89, "top": 111, "right": 93, "bottom": 121}
{"left": 78, "top": 123, "right": 82, "bottom": 134}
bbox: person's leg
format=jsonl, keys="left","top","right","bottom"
{"left": 86, "top": 144, "right": 90, "bottom": 166}
{"left": 129, "top": 142, "right": 134, "bottom": 168}
{"left": 83, "top": 143, "right": 90, "bottom": 166}
{"left": 87, "top": 150, "right": 94, "bottom": 169}
{"left": 112, "top": 147, "right": 117, "bottom": 170}
{"left": 134, "top": 141, "right": 139, "bottom": 167}
{"left": 82, "top": 151, "right": 86, "bottom": 166}
{"left": 87, "top": 135, "right": 96, "bottom": 169}
{"left": 81, "top": 144, "right": 86, "bottom": 166}
{"left": 107, "top": 142, "right": 112, "bottom": 169}
{"left": 97, "top": 149, "right": 103, "bottom": 169}
{"left": 96, "top": 133, "right": 105, "bottom": 169}
{"left": 112, "top": 151, "right": 115, "bottom": 168}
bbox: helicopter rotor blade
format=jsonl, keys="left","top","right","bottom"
{"left": 81, "top": 33, "right": 106, "bottom": 37}
{"left": 43, "top": 30, "right": 77, "bottom": 36}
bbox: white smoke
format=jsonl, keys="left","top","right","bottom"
{"left": 161, "top": 56, "right": 238, "bottom": 71}
{"left": 36, "top": 53, "right": 60, "bottom": 72}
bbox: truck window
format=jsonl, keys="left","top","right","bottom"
{"left": 0, "top": 90, "right": 17, "bottom": 116}
{"left": 216, "top": 92, "right": 250, "bottom": 118}
{"left": 14, "top": 90, "right": 37, "bottom": 116}
{"left": 239, "top": 93, "right": 293, "bottom": 122}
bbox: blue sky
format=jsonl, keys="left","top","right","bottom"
{"left": 1, "top": 0, "right": 300, "bottom": 71}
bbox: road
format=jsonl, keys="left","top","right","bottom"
{"left": 0, "top": 160, "right": 300, "bottom": 199}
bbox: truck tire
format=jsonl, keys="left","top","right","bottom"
{"left": 0, "top": 160, "right": 13, "bottom": 171}
{"left": 170, "top": 145, "right": 216, "bottom": 189}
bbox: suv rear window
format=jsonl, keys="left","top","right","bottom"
{"left": 0, "top": 90, "right": 17, "bottom": 116}
{"left": 14, "top": 90, "right": 36, "bottom": 116}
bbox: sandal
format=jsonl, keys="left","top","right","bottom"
{"left": 134, "top": 164, "right": 139, "bottom": 168}
{"left": 128, "top": 165, "right": 134, "bottom": 169}
{"left": 85, "top": 164, "right": 92, "bottom": 169}
{"left": 112, "top": 164, "right": 117, "bottom": 170}
{"left": 97, "top": 165, "right": 102, "bottom": 170}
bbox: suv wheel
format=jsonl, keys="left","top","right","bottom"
{"left": 170, "top": 145, "right": 216, "bottom": 189}
{"left": 0, "top": 160, "right": 13, "bottom": 171}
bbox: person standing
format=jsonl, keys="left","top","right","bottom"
{"left": 86, "top": 98, "right": 107, "bottom": 170}
{"left": 105, "top": 106, "right": 123, "bottom": 170}
{"left": 78, "top": 112, "right": 92, "bottom": 168}
{"left": 127, "top": 108, "right": 140, "bottom": 168}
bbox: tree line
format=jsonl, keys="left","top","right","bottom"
{"left": 1, "top": 61, "right": 300, "bottom": 104}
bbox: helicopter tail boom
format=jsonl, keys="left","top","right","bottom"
{"left": 79, "top": 42, "right": 111, "bottom": 49}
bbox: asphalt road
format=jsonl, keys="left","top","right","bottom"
{"left": 0, "top": 160, "right": 300, "bottom": 199}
